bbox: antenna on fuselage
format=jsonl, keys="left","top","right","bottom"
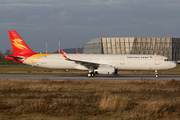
{"left": 46, "top": 41, "right": 48, "bottom": 53}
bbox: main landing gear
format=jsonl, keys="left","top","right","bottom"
{"left": 155, "top": 70, "right": 159, "bottom": 78}
{"left": 87, "top": 72, "right": 95, "bottom": 77}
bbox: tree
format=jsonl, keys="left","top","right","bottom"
{"left": 0, "top": 51, "right": 2, "bottom": 59}
{"left": 4, "top": 49, "right": 11, "bottom": 56}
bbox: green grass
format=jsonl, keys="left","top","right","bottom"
{"left": 0, "top": 66, "right": 88, "bottom": 74}
{"left": 0, "top": 59, "right": 23, "bottom": 65}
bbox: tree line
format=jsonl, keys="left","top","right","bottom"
{"left": 0, "top": 49, "right": 12, "bottom": 59}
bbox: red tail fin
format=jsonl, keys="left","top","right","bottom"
{"left": 8, "top": 30, "right": 36, "bottom": 55}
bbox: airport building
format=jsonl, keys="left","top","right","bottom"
{"left": 83, "top": 37, "right": 180, "bottom": 61}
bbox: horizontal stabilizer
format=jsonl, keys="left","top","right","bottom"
{"left": 6, "top": 55, "right": 25, "bottom": 61}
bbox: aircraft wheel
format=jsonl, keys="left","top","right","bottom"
{"left": 155, "top": 74, "right": 159, "bottom": 78}
{"left": 91, "top": 73, "right": 95, "bottom": 77}
{"left": 155, "top": 70, "right": 159, "bottom": 78}
{"left": 87, "top": 73, "right": 92, "bottom": 77}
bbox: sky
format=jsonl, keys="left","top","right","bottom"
{"left": 0, "top": 0, "right": 180, "bottom": 53}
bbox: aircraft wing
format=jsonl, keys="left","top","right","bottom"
{"left": 60, "top": 49, "right": 101, "bottom": 69}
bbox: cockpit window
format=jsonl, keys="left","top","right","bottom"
{"left": 164, "top": 59, "right": 170, "bottom": 61}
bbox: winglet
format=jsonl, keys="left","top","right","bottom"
{"left": 60, "top": 49, "right": 68, "bottom": 59}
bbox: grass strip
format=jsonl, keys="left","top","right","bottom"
{"left": 0, "top": 79, "right": 180, "bottom": 119}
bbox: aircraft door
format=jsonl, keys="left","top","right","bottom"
{"left": 77, "top": 56, "right": 82, "bottom": 61}
{"left": 155, "top": 56, "right": 160, "bottom": 65}
{"left": 120, "top": 57, "right": 125, "bottom": 65}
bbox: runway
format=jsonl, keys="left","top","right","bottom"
{"left": 0, "top": 74, "right": 180, "bottom": 80}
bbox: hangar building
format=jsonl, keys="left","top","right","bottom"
{"left": 83, "top": 37, "right": 180, "bottom": 61}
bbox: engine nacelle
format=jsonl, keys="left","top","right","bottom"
{"left": 94, "top": 66, "right": 118, "bottom": 75}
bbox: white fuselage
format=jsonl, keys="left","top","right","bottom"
{"left": 23, "top": 54, "right": 177, "bottom": 71}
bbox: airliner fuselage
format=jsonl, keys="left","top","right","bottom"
{"left": 23, "top": 53, "right": 176, "bottom": 71}
{"left": 6, "top": 30, "right": 177, "bottom": 78}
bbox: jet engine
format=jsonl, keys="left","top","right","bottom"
{"left": 94, "top": 66, "right": 118, "bottom": 75}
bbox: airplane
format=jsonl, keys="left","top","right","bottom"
{"left": 6, "top": 30, "right": 177, "bottom": 78}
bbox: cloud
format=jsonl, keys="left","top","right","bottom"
{"left": 0, "top": 0, "right": 180, "bottom": 52}
{"left": 87, "top": 13, "right": 106, "bottom": 22}
{"left": 50, "top": 11, "right": 71, "bottom": 23}
{"left": 26, "top": 15, "right": 42, "bottom": 21}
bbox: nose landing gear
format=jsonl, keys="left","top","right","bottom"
{"left": 155, "top": 70, "right": 159, "bottom": 78}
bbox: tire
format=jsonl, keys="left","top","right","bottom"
{"left": 87, "top": 73, "right": 92, "bottom": 77}
{"left": 155, "top": 74, "right": 159, "bottom": 78}
{"left": 91, "top": 73, "right": 95, "bottom": 77}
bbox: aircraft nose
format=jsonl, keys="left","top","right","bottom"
{"left": 171, "top": 62, "right": 177, "bottom": 68}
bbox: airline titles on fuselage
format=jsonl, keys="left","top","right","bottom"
{"left": 127, "top": 56, "right": 150, "bottom": 59}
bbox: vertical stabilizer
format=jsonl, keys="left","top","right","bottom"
{"left": 8, "top": 30, "right": 36, "bottom": 55}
